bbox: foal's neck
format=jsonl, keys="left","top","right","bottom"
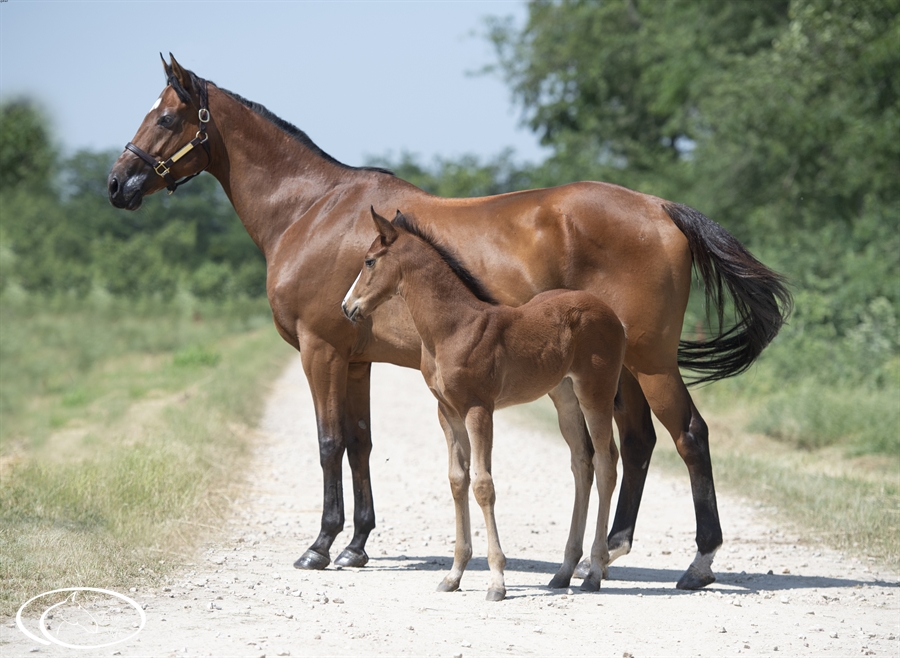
{"left": 399, "top": 241, "right": 492, "bottom": 350}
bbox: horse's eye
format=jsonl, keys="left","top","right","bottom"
{"left": 364, "top": 258, "right": 376, "bottom": 269}
{"left": 157, "top": 114, "right": 175, "bottom": 128}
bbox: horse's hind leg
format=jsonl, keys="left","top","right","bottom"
{"left": 635, "top": 368, "right": 721, "bottom": 590}
{"left": 607, "top": 369, "right": 657, "bottom": 564}
{"left": 546, "top": 379, "right": 594, "bottom": 589}
{"left": 335, "top": 362, "right": 376, "bottom": 567}
{"left": 465, "top": 405, "right": 507, "bottom": 601}
{"left": 436, "top": 404, "right": 473, "bottom": 594}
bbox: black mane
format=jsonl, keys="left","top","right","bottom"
{"left": 167, "top": 68, "right": 393, "bottom": 176}
{"left": 393, "top": 213, "right": 499, "bottom": 306}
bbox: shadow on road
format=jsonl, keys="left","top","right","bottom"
{"left": 362, "top": 553, "right": 899, "bottom": 597}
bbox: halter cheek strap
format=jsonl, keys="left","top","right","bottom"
{"left": 124, "top": 79, "right": 212, "bottom": 195}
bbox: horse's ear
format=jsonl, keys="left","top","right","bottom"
{"left": 168, "top": 53, "right": 189, "bottom": 85}
{"left": 160, "top": 52, "right": 172, "bottom": 78}
{"left": 370, "top": 206, "right": 398, "bottom": 246}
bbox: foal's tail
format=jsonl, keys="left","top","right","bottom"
{"left": 663, "top": 202, "right": 792, "bottom": 385}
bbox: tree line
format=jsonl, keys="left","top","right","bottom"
{"left": 1, "top": 0, "right": 896, "bottom": 448}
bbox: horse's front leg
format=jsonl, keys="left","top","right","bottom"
{"left": 334, "top": 361, "right": 375, "bottom": 567}
{"left": 293, "top": 341, "right": 351, "bottom": 570}
{"left": 436, "top": 403, "right": 473, "bottom": 594}
{"left": 466, "top": 405, "right": 506, "bottom": 602}
{"left": 546, "top": 378, "right": 593, "bottom": 589}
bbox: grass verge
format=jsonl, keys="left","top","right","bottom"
{"left": 0, "top": 293, "right": 293, "bottom": 616}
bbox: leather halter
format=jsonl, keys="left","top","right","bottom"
{"left": 124, "top": 79, "right": 211, "bottom": 194}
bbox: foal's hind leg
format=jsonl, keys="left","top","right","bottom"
{"left": 436, "top": 404, "right": 473, "bottom": 594}
{"left": 581, "top": 425, "right": 618, "bottom": 592}
{"left": 465, "top": 405, "right": 507, "bottom": 601}
{"left": 547, "top": 379, "right": 594, "bottom": 589}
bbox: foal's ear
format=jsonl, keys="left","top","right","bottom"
{"left": 370, "top": 206, "right": 398, "bottom": 246}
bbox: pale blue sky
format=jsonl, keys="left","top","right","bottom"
{"left": 0, "top": 1, "right": 549, "bottom": 165}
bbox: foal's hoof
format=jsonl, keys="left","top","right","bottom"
{"left": 436, "top": 578, "right": 459, "bottom": 593}
{"left": 485, "top": 587, "right": 506, "bottom": 602}
{"left": 573, "top": 558, "right": 591, "bottom": 579}
{"left": 335, "top": 548, "right": 369, "bottom": 568}
{"left": 547, "top": 573, "right": 572, "bottom": 589}
{"left": 675, "top": 565, "right": 716, "bottom": 590}
{"left": 293, "top": 549, "right": 330, "bottom": 570}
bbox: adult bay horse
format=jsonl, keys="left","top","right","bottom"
{"left": 343, "top": 208, "right": 626, "bottom": 600}
{"left": 107, "top": 55, "right": 791, "bottom": 590}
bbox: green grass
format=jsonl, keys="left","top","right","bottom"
{"left": 0, "top": 292, "right": 293, "bottom": 615}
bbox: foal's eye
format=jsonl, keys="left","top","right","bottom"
{"left": 364, "top": 258, "right": 376, "bottom": 269}
{"left": 157, "top": 114, "right": 175, "bottom": 128}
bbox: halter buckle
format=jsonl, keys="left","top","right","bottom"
{"left": 154, "top": 162, "right": 171, "bottom": 177}
{"left": 198, "top": 108, "right": 210, "bottom": 124}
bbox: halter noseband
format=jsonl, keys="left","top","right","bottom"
{"left": 124, "top": 79, "right": 211, "bottom": 195}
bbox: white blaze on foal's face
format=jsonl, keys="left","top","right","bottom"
{"left": 148, "top": 96, "right": 162, "bottom": 114}
{"left": 343, "top": 271, "right": 362, "bottom": 307}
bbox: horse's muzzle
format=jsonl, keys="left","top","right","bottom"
{"left": 107, "top": 172, "right": 145, "bottom": 210}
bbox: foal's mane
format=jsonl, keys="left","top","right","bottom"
{"left": 393, "top": 214, "right": 499, "bottom": 306}
{"left": 166, "top": 68, "right": 393, "bottom": 176}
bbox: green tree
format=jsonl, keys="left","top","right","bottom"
{"left": 487, "top": 0, "right": 790, "bottom": 190}
{"left": 0, "top": 100, "right": 57, "bottom": 192}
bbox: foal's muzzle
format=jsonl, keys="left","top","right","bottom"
{"left": 341, "top": 300, "right": 360, "bottom": 323}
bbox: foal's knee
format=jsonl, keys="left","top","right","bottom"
{"left": 472, "top": 474, "right": 496, "bottom": 508}
{"left": 448, "top": 467, "right": 469, "bottom": 500}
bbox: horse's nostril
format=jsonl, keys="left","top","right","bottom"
{"left": 108, "top": 176, "right": 119, "bottom": 196}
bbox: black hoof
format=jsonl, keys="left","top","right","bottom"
{"left": 335, "top": 548, "right": 369, "bottom": 568}
{"left": 573, "top": 558, "right": 590, "bottom": 579}
{"left": 580, "top": 577, "right": 601, "bottom": 593}
{"left": 293, "top": 549, "right": 330, "bottom": 570}
{"left": 675, "top": 566, "right": 716, "bottom": 590}
{"left": 548, "top": 574, "right": 571, "bottom": 589}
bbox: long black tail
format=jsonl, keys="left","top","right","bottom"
{"left": 663, "top": 202, "right": 792, "bottom": 385}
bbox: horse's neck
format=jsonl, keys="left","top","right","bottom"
{"left": 399, "top": 243, "right": 488, "bottom": 351}
{"left": 205, "top": 86, "right": 357, "bottom": 257}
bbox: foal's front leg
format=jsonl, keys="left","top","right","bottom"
{"left": 436, "top": 403, "right": 473, "bottom": 593}
{"left": 466, "top": 405, "right": 507, "bottom": 601}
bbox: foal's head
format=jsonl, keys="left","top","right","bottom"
{"left": 341, "top": 208, "right": 406, "bottom": 323}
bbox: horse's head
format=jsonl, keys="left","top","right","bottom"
{"left": 342, "top": 207, "right": 406, "bottom": 323}
{"left": 108, "top": 54, "right": 212, "bottom": 210}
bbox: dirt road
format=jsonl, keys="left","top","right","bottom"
{"left": 5, "top": 358, "right": 898, "bottom": 657}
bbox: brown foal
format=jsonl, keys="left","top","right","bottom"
{"left": 343, "top": 209, "right": 625, "bottom": 601}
